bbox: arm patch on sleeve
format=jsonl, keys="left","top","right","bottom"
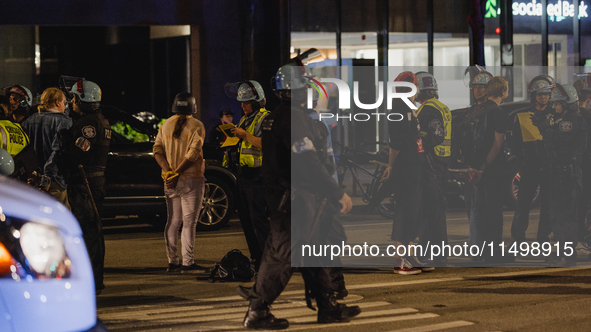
{"left": 559, "top": 121, "right": 573, "bottom": 132}
{"left": 82, "top": 125, "right": 97, "bottom": 138}
{"left": 428, "top": 119, "right": 444, "bottom": 136}
{"left": 292, "top": 137, "right": 316, "bottom": 154}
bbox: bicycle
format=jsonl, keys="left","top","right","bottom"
{"left": 335, "top": 142, "right": 395, "bottom": 219}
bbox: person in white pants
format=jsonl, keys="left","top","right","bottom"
{"left": 153, "top": 92, "right": 206, "bottom": 273}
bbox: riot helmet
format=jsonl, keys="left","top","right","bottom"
{"left": 224, "top": 80, "right": 265, "bottom": 103}
{"left": 0, "top": 148, "right": 14, "bottom": 176}
{"left": 70, "top": 79, "right": 101, "bottom": 112}
{"left": 4, "top": 85, "right": 32, "bottom": 109}
{"left": 416, "top": 71, "right": 438, "bottom": 91}
{"left": 415, "top": 71, "right": 438, "bottom": 102}
{"left": 463, "top": 65, "right": 492, "bottom": 88}
{"left": 171, "top": 92, "right": 197, "bottom": 115}
{"left": 270, "top": 61, "right": 309, "bottom": 100}
{"left": 549, "top": 83, "right": 579, "bottom": 113}
{"left": 573, "top": 73, "right": 591, "bottom": 102}
{"left": 528, "top": 74, "right": 553, "bottom": 96}
{"left": 549, "top": 83, "right": 579, "bottom": 104}
{"left": 270, "top": 48, "right": 321, "bottom": 100}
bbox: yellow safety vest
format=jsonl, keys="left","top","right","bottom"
{"left": 517, "top": 112, "right": 543, "bottom": 142}
{"left": 0, "top": 120, "right": 29, "bottom": 156}
{"left": 237, "top": 108, "right": 270, "bottom": 167}
{"left": 416, "top": 98, "right": 452, "bottom": 158}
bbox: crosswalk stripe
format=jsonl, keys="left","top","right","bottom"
{"left": 99, "top": 294, "right": 365, "bottom": 318}
{"left": 101, "top": 301, "right": 393, "bottom": 326}
{"left": 284, "top": 313, "right": 440, "bottom": 331}
{"left": 288, "top": 308, "right": 419, "bottom": 324}
{"left": 390, "top": 320, "right": 474, "bottom": 332}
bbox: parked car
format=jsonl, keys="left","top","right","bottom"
{"left": 0, "top": 169, "right": 106, "bottom": 331}
{"left": 101, "top": 106, "right": 237, "bottom": 230}
{"left": 450, "top": 100, "right": 540, "bottom": 209}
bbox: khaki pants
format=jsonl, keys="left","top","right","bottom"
{"left": 48, "top": 181, "right": 71, "bottom": 210}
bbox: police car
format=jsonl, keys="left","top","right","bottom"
{"left": 0, "top": 153, "right": 106, "bottom": 331}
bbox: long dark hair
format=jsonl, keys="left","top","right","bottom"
{"left": 173, "top": 114, "right": 188, "bottom": 139}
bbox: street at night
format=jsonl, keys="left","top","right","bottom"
{"left": 98, "top": 204, "right": 591, "bottom": 332}
{"left": 2, "top": 1, "right": 591, "bottom": 331}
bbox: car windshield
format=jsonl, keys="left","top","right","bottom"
{"left": 101, "top": 106, "right": 160, "bottom": 143}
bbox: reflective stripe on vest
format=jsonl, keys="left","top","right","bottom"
{"left": 416, "top": 98, "right": 452, "bottom": 158}
{"left": 237, "top": 108, "right": 269, "bottom": 168}
{"left": 0, "top": 120, "right": 28, "bottom": 156}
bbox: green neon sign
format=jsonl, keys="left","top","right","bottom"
{"left": 485, "top": 0, "right": 498, "bottom": 18}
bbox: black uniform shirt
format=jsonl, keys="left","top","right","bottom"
{"left": 68, "top": 110, "right": 111, "bottom": 172}
{"left": 468, "top": 99, "right": 509, "bottom": 170}
{"left": 388, "top": 100, "right": 425, "bottom": 167}
{"left": 290, "top": 104, "right": 344, "bottom": 202}
{"left": 541, "top": 109, "right": 587, "bottom": 166}
{"left": 208, "top": 122, "right": 225, "bottom": 145}
{"left": 579, "top": 107, "right": 591, "bottom": 159}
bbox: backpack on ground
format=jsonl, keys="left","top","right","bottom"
{"left": 208, "top": 249, "right": 255, "bottom": 283}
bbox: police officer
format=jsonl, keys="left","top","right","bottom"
{"left": 380, "top": 71, "right": 426, "bottom": 274}
{"left": 456, "top": 68, "right": 492, "bottom": 220}
{"left": 573, "top": 74, "right": 591, "bottom": 246}
{"left": 510, "top": 75, "right": 554, "bottom": 244}
{"left": 62, "top": 79, "right": 111, "bottom": 294}
{"left": 465, "top": 77, "right": 512, "bottom": 263}
{"left": 224, "top": 80, "right": 270, "bottom": 270}
{"left": 4, "top": 84, "right": 33, "bottom": 123}
{"left": 532, "top": 83, "right": 587, "bottom": 267}
{"left": 414, "top": 71, "right": 450, "bottom": 265}
{"left": 0, "top": 117, "right": 29, "bottom": 157}
{"left": 0, "top": 115, "right": 31, "bottom": 181}
{"left": 209, "top": 108, "right": 234, "bottom": 145}
{"left": 242, "top": 60, "right": 359, "bottom": 329}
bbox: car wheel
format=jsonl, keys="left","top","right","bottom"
{"left": 509, "top": 171, "right": 541, "bottom": 210}
{"left": 197, "top": 175, "right": 234, "bottom": 231}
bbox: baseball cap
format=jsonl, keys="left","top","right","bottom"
{"left": 219, "top": 108, "right": 234, "bottom": 117}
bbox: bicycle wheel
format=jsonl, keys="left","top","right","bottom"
{"left": 370, "top": 180, "right": 396, "bottom": 219}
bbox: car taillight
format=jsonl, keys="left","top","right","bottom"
{"left": 0, "top": 242, "right": 16, "bottom": 275}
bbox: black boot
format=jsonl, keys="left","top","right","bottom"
{"left": 334, "top": 287, "right": 348, "bottom": 300}
{"left": 243, "top": 303, "right": 289, "bottom": 330}
{"left": 316, "top": 292, "right": 361, "bottom": 324}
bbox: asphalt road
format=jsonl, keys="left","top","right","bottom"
{"left": 98, "top": 206, "right": 591, "bottom": 332}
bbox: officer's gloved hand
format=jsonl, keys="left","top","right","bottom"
{"left": 530, "top": 113, "right": 550, "bottom": 130}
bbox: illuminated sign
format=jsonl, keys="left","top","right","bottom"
{"left": 511, "top": 0, "right": 588, "bottom": 18}
{"left": 485, "top": 0, "right": 499, "bottom": 18}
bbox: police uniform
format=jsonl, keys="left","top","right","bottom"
{"left": 416, "top": 98, "right": 450, "bottom": 257}
{"left": 248, "top": 100, "right": 353, "bottom": 319}
{"left": 64, "top": 109, "right": 111, "bottom": 291}
{"left": 0, "top": 119, "right": 36, "bottom": 181}
{"left": 537, "top": 109, "right": 587, "bottom": 262}
{"left": 509, "top": 105, "right": 553, "bottom": 243}
{"left": 455, "top": 102, "right": 480, "bottom": 219}
{"left": 578, "top": 107, "right": 591, "bottom": 243}
{"left": 465, "top": 100, "right": 509, "bottom": 257}
{"left": 235, "top": 107, "right": 270, "bottom": 268}
{"left": 0, "top": 119, "right": 28, "bottom": 156}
